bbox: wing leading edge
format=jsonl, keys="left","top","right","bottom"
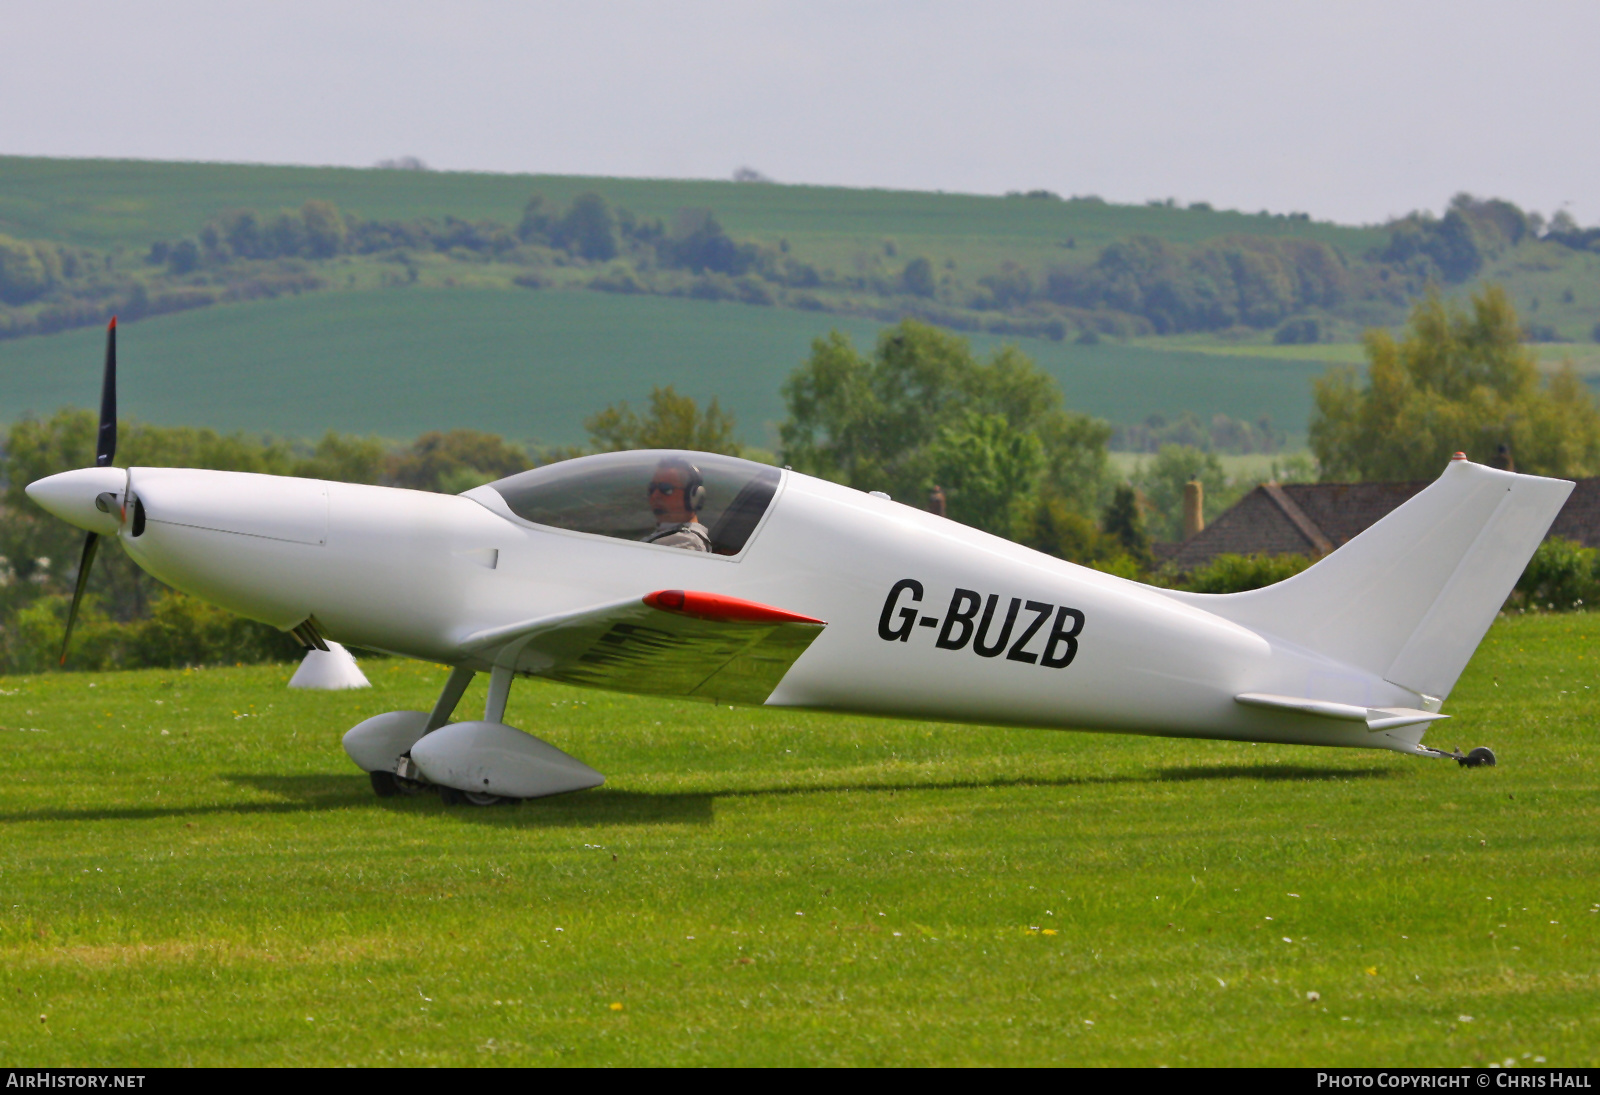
{"left": 459, "top": 590, "right": 826, "bottom": 705}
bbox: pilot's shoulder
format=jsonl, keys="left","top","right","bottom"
{"left": 647, "top": 523, "right": 712, "bottom": 551}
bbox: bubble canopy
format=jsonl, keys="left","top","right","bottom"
{"left": 484, "top": 450, "right": 782, "bottom": 556}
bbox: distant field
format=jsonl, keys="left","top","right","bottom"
{"left": 1108, "top": 451, "right": 1315, "bottom": 483}
{"left": 0, "top": 612, "right": 1595, "bottom": 1065}
{"left": 1138, "top": 338, "right": 1600, "bottom": 374}
{"left": 0, "top": 156, "right": 1385, "bottom": 276}
{"left": 0, "top": 289, "right": 1328, "bottom": 446}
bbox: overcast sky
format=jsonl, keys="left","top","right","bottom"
{"left": 4, "top": 1, "right": 1595, "bottom": 227}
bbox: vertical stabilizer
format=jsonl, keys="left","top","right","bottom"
{"left": 1165, "top": 459, "right": 1572, "bottom": 700}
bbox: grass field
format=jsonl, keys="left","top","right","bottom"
{"left": 0, "top": 612, "right": 1596, "bottom": 1066}
{"left": 0, "top": 289, "right": 1328, "bottom": 446}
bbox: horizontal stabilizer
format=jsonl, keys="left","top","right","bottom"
{"left": 459, "top": 590, "right": 826, "bottom": 705}
{"left": 1235, "top": 692, "right": 1448, "bottom": 733}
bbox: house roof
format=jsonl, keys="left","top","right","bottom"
{"left": 1167, "top": 477, "right": 1600, "bottom": 572}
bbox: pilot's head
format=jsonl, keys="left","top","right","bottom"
{"left": 648, "top": 457, "right": 705, "bottom": 525}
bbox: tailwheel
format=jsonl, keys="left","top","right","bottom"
{"left": 1458, "top": 746, "right": 1497, "bottom": 768}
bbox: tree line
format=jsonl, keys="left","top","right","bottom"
{"left": 12, "top": 186, "right": 1596, "bottom": 350}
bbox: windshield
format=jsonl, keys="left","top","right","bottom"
{"left": 485, "top": 450, "right": 781, "bottom": 556}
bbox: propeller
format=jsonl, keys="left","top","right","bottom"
{"left": 60, "top": 317, "right": 118, "bottom": 665}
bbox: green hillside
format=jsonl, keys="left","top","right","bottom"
{"left": 0, "top": 155, "right": 1382, "bottom": 266}
{"left": 4, "top": 155, "right": 1597, "bottom": 450}
{"left": 0, "top": 288, "right": 1323, "bottom": 447}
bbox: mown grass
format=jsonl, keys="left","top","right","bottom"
{"left": 1, "top": 613, "right": 1596, "bottom": 1066}
{"left": 0, "top": 288, "right": 1326, "bottom": 446}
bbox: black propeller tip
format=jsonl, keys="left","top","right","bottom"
{"left": 60, "top": 531, "right": 101, "bottom": 666}
{"left": 97, "top": 315, "right": 117, "bottom": 469}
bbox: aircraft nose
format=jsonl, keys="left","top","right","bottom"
{"left": 25, "top": 467, "right": 129, "bottom": 536}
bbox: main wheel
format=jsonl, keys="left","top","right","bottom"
{"left": 370, "top": 770, "right": 400, "bottom": 797}
{"left": 438, "top": 786, "right": 466, "bottom": 805}
{"left": 463, "top": 791, "right": 505, "bottom": 806}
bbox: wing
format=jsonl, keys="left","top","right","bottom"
{"left": 458, "top": 590, "right": 826, "bottom": 705}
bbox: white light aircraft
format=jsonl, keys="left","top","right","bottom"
{"left": 27, "top": 322, "right": 1570, "bottom": 804}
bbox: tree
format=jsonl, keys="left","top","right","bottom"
{"left": 0, "top": 235, "right": 55, "bottom": 304}
{"left": 977, "top": 262, "right": 1034, "bottom": 309}
{"left": 293, "top": 431, "right": 386, "bottom": 484}
{"left": 386, "top": 430, "right": 532, "bottom": 493}
{"left": 518, "top": 196, "right": 554, "bottom": 244}
{"left": 661, "top": 209, "right": 753, "bottom": 275}
{"left": 1015, "top": 493, "right": 1116, "bottom": 565}
{"left": 901, "top": 257, "right": 936, "bottom": 298}
{"left": 263, "top": 212, "right": 307, "bottom": 258}
{"left": 928, "top": 411, "right": 1043, "bottom": 536}
{"left": 552, "top": 192, "right": 618, "bottom": 261}
{"left": 300, "top": 200, "right": 347, "bottom": 258}
{"left": 1100, "top": 484, "right": 1151, "bottom": 566}
{"left": 779, "top": 320, "right": 1109, "bottom": 518}
{"left": 219, "top": 210, "right": 263, "bottom": 258}
{"left": 1047, "top": 234, "right": 1347, "bottom": 334}
{"left": 1310, "top": 285, "right": 1600, "bottom": 480}
{"left": 167, "top": 239, "right": 199, "bottom": 274}
{"left": 585, "top": 386, "right": 742, "bottom": 456}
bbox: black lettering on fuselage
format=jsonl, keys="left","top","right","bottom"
{"left": 878, "top": 578, "right": 923, "bottom": 642}
{"left": 1041, "top": 606, "right": 1085, "bottom": 668}
{"left": 936, "top": 589, "right": 982, "bottom": 650}
{"left": 973, "top": 595, "right": 1021, "bottom": 658}
{"left": 882, "top": 581, "right": 1086, "bottom": 670}
{"left": 1006, "top": 599, "right": 1054, "bottom": 663}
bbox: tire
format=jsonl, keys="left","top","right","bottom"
{"left": 370, "top": 770, "right": 400, "bottom": 797}
{"left": 463, "top": 791, "right": 505, "bottom": 806}
{"left": 1461, "top": 746, "right": 1497, "bottom": 768}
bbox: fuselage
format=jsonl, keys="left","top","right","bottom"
{"left": 67, "top": 462, "right": 1429, "bottom": 753}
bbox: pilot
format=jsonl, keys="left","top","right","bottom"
{"left": 643, "top": 457, "right": 712, "bottom": 551}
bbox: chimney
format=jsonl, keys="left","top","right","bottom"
{"left": 928, "top": 485, "right": 947, "bottom": 518}
{"left": 1183, "top": 480, "right": 1204, "bottom": 539}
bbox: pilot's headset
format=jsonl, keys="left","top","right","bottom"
{"left": 660, "top": 458, "right": 707, "bottom": 513}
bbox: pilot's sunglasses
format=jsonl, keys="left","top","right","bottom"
{"left": 647, "top": 482, "right": 681, "bottom": 496}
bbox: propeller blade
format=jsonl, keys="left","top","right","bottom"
{"left": 60, "top": 531, "right": 100, "bottom": 666}
{"left": 96, "top": 317, "right": 116, "bottom": 468}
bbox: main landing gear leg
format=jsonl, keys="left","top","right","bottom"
{"left": 427, "top": 665, "right": 477, "bottom": 731}
{"left": 484, "top": 665, "right": 514, "bottom": 724}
